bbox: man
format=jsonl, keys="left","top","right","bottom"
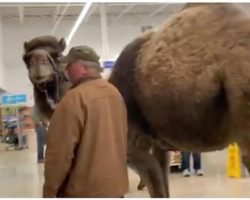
{"left": 17, "top": 107, "right": 30, "bottom": 150}
{"left": 32, "top": 106, "right": 47, "bottom": 163}
{"left": 43, "top": 45, "right": 129, "bottom": 197}
{"left": 181, "top": 152, "right": 204, "bottom": 177}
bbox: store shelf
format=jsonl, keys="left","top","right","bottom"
{"left": 170, "top": 151, "right": 181, "bottom": 167}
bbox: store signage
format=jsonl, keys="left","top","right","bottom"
{"left": 2, "top": 94, "right": 27, "bottom": 105}
{"left": 103, "top": 61, "right": 115, "bottom": 69}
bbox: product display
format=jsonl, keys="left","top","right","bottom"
{"left": 1, "top": 105, "right": 34, "bottom": 150}
{"left": 170, "top": 151, "right": 181, "bottom": 168}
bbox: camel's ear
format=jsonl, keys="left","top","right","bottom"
{"left": 24, "top": 41, "right": 30, "bottom": 53}
{"left": 59, "top": 38, "right": 66, "bottom": 52}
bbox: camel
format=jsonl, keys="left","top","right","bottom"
{"left": 22, "top": 36, "right": 71, "bottom": 119}
{"left": 109, "top": 3, "right": 250, "bottom": 197}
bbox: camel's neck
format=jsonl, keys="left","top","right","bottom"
{"left": 34, "top": 77, "right": 71, "bottom": 119}
{"left": 34, "top": 80, "right": 57, "bottom": 119}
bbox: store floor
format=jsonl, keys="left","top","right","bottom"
{"left": 0, "top": 134, "right": 250, "bottom": 198}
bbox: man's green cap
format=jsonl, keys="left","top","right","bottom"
{"left": 59, "top": 45, "right": 103, "bottom": 72}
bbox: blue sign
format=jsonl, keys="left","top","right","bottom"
{"left": 15, "top": 95, "right": 27, "bottom": 103}
{"left": 103, "top": 61, "right": 115, "bottom": 69}
{"left": 2, "top": 96, "right": 15, "bottom": 104}
{"left": 2, "top": 94, "right": 27, "bottom": 105}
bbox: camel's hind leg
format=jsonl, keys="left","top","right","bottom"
{"left": 152, "top": 145, "right": 170, "bottom": 197}
{"left": 128, "top": 145, "right": 168, "bottom": 197}
{"left": 128, "top": 123, "right": 169, "bottom": 197}
{"left": 238, "top": 138, "right": 250, "bottom": 174}
{"left": 135, "top": 145, "right": 169, "bottom": 193}
{"left": 242, "top": 155, "right": 250, "bottom": 175}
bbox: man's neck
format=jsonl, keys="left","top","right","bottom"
{"left": 72, "top": 75, "right": 101, "bottom": 88}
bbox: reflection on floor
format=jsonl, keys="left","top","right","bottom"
{"left": 0, "top": 134, "right": 250, "bottom": 197}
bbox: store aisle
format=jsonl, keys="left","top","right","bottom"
{"left": 0, "top": 134, "right": 43, "bottom": 197}
{"left": 0, "top": 136, "right": 250, "bottom": 197}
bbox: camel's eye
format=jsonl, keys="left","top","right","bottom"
{"left": 40, "top": 57, "right": 47, "bottom": 64}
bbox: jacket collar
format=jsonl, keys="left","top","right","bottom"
{"left": 71, "top": 75, "right": 101, "bottom": 89}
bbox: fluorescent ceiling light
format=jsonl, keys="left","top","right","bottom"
{"left": 66, "top": 1, "right": 92, "bottom": 46}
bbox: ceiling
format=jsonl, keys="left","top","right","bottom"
{"left": 0, "top": 3, "right": 185, "bottom": 23}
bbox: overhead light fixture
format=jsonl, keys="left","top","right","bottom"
{"left": 66, "top": 1, "right": 92, "bottom": 46}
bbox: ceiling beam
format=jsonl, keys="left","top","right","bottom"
{"left": 110, "top": 4, "right": 135, "bottom": 25}
{"left": 147, "top": 4, "right": 169, "bottom": 18}
{"left": 18, "top": 6, "right": 24, "bottom": 25}
{"left": 100, "top": 4, "right": 109, "bottom": 60}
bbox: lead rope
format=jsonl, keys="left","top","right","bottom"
{"left": 44, "top": 90, "right": 57, "bottom": 110}
{"left": 48, "top": 53, "right": 60, "bottom": 103}
{"left": 43, "top": 53, "right": 61, "bottom": 110}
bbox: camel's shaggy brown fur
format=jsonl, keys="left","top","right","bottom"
{"left": 109, "top": 3, "right": 250, "bottom": 197}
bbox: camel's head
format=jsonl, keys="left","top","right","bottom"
{"left": 23, "top": 36, "right": 66, "bottom": 88}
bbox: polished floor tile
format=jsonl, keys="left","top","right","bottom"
{"left": 0, "top": 134, "right": 250, "bottom": 197}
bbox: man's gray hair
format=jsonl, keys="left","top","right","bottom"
{"left": 78, "top": 59, "right": 103, "bottom": 72}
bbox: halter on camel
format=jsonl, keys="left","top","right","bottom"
{"left": 24, "top": 48, "right": 68, "bottom": 110}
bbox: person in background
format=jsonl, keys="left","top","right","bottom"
{"left": 181, "top": 152, "right": 204, "bottom": 177}
{"left": 17, "top": 107, "right": 29, "bottom": 150}
{"left": 43, "top": 45, "right": 128, "bottom": 197}
{"left": 32, "top": 106, "right": 47, "bottom": 163}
